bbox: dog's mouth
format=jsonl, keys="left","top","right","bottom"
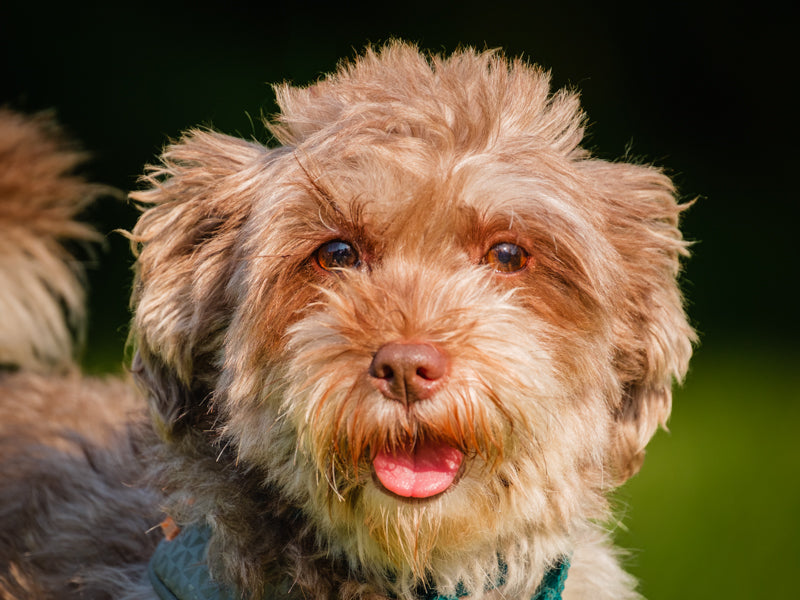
{"left": 372, "top": 440, "right": 464, "bottom": 499}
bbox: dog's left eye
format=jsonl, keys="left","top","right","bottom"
{"left": 315, "top": 240, "right": 360, "bottom": 271}
{"left": 484, "top": 242, "right": 530, "bottom": 273}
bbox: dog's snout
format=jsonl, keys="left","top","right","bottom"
{"left": 369, "top": 343, "right": 448, "bottom": 404}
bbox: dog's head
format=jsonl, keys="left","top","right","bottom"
{"left": 130, "top": 43, "right": 693, "bottom": 593}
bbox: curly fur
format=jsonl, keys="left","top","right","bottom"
{"left": 1, "top": 43, "right": 694, "bottom": 600}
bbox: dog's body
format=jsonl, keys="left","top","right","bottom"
{"left": 0, "top": 44, "right": 693, "bottom": 600}
{"left": 0, "top": 109, "right": 161, "bottom": 598}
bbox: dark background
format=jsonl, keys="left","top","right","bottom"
{"left": 2, "top": 2, "right": 797, "bottom": 598}
{"left": 2, "top": 2, "right": 796, "bottom": 352}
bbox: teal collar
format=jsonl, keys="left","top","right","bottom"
{"left": 148, "top": 525, "right": 569, "bottom": 600}
{"left": 148, "top": 525, "right": 237, "bottom": 600}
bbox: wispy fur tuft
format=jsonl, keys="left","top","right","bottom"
{"left": 0, "top": 109, "right": 105, "bottom": 372}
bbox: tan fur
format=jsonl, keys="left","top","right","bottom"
{"left": 1, "top": 43, "right": 693, "bottom": 600}
{"left": 0, "top": 109, "right": 106, "bottom": 372}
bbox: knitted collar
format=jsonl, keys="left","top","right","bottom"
{"left": 148, "top": 524, "right": 569, "bottom": 600}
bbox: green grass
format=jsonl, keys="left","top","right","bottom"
{"left": 616, "top": 342, "right": 800, "bottom": 598}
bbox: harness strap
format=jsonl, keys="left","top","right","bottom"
{"left": 149, "top": 525, "right": 570, "bottom": 600}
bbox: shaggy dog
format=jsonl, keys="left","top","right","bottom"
{"left": 0, "top": 43, "right": 694, "bottom": 600}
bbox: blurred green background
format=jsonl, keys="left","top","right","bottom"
{"left": 2, "top": 2, "right": 797, "bottom": 597}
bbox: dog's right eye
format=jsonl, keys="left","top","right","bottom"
{"left": 484, "top": 242, "right": 530, "bottom": 273}
{"left": 315, "top": 240, "right": 360, "bottom": 271}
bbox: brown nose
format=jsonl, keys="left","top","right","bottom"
{"left": 369, "top": 343, "right": 448, "bottom": 404}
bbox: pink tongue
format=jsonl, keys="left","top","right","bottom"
{"left": 373, "top": 441, "right": 463, "bottom": 498}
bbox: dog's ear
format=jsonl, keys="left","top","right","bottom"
{"left": 585, "top": 160, "right": 696, "bottom": 483}
{"left": 129, "top": 130, "right": 270, "bottom": 435}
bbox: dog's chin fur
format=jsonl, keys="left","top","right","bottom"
{"left": 1, "top": 43, "right": 694, "bottom": 600}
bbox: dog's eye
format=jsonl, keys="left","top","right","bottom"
{"left": 315, "top": 240, "right": 360, "bottom": 271}
{"left": 484, "top": 242, "right": 529, "bottom": 273}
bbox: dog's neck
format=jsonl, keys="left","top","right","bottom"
{"left": 147, "top": 524, "right": 570, "bottom": 600}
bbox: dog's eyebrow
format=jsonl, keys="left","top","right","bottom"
{"left": 292, "top": 152, "right": 372, "bottom": 241}
{"left": 294, "top": 152, "right": 346, "bottom": 219}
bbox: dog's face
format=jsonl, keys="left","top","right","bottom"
{"left": 131, "top": 44, "right": 693, "bottom": 591}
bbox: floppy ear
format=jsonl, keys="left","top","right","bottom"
{"left": 129, "top": 130, "right": 270, "bottom": 436}
{"left": 584, "top": 160, "right": 696, "bottom": 483}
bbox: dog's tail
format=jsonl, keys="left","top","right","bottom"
{"left": 0, "top": 109, "right": 105, "bottom": 373}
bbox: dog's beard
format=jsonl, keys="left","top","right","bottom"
{"left": 222, "top": 264, "right": 615, "bottom": 592}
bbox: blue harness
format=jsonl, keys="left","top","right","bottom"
{"left": 148, "top": 525, "right": 569, "bottom": 600}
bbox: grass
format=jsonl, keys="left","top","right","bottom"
{"left": 615, "top": 341, "right": 800, "bottom": 598}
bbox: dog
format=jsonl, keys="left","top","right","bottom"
{"left": 0, "top": 43, "right": 694, "bottom": 600}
